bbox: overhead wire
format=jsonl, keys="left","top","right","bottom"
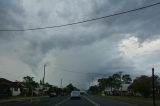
{"left": 0, "top": 2, "right": 160, "bottom": 31}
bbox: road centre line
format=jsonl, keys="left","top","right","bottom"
{"left": 53, "top": 97, "right": 69, "bottom": 106}
{"left": 83, "top": 96, "right": 100, "bottom": 106}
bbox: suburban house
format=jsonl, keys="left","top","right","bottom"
{"left": 103, "top": 83, "right": 131, "bottom": 96}
{"left": 104, "top": 87, "right": 122, "bottom": 96}
{"left": 119, "top": 84, "right": 131, "bottom": 95}
{"left": 0, "top": 78, "right": 25, "bottom": 97}
{"left": 34, "top": 85, "right": 43, "bottom": 96}
{"left": 34, "top": 85, "right": 51, "bottom": 96}
{"left": 43, "top": 86, "right": 50, "bottom": 94}
{"left": 34, "top": 87, "right": 42, "bottom": 96}
{"left": 11, "top": 81, "right": 25, "bottom": 96}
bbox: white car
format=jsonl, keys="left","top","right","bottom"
{"left": 70, "top": 91, "right": 81, "bottom": 99}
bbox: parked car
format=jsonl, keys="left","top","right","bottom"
{"left": 49, "top": 92, "right": 57, "bottom": 97}
{"left": 70, "top": 91, "right": 81, "bottom": 99}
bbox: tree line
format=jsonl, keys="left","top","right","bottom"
{"left": 88, "top": 72, "right": 160, "bottom": 98}
{"left": 88, "top": 72, "right": 132, "bottom": 95}
{"left": 22, "top": 76, "right": 78, "bottom": 96}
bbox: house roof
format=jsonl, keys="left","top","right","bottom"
{"left": 0, "top": 78, "right": 24, "bottom": 88}
{"left": 0, "top": 78, "right": 13, "bottom": 88}
{"left": 13, "top": 81, "right": 25, "bottom": 88}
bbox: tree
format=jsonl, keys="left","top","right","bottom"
{"left": 23, "top": 76, "right": 34, "bottom": 83}
{"left": 40, "top": 80, "right": 43, "bottom": 85}
{"left": 48, "top": 86, "right": 60, "bottom": 94}
{"left": 112, "top": 72, "right": 122, "bottom": 89}
{"left": 24, "top": 76, "right": 39, "bottom": 88}
{"left": 98, "top": 78, "right": 108, "bottom": 91}
{"left": 128, "top": 75, "right": 152, "bottom": 98}
{"left": 23, "top": 76, "right": 39, "bottom": 96}
{"left": 88, "top": 85, "right": 99, "bottom": 94}
{"left": 63, "top": 83, "right": 77, "bottom": 94}
{"left": 107, "top": 76, "right": 113, "bottom": 92}
{"left": 98, "top": 77, "right": 113, "bottom": 92}
{"left": 95, "top": 72, "right": 132, "bottom": 96}
{"left": 44, "top": 82, "right": 52, "bottom": 87}
{"left": 122, "top": 74, "right": 132, "bottom": 84}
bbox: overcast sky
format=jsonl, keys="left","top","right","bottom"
{"left": 0, "top": 0, "right": 160, "bottom": 89}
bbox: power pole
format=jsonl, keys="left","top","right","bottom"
{"left": 119, "top": 71, "right": 123, "bottom": 96}
{"left": 60, "top": 79, "right": 63, "bottom": 89}
{"left": 152, "top": 68, "right": 156, "bottom": 106}
{"left": 30, "top": 85, "right": 33, "bottom": 102}
{"left": 43, "top": 64, "right": 47, "bottom": 89}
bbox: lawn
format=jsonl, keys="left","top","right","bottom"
{"left": 8, "top": 96, "right": 47, "bottom": 99}
{"left": 103, "top": 96, "right": 160, "bottom": 106}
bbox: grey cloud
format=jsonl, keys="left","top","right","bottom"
{"left": 0, "top": 0, "right": 25, "bottom": 41}
{"left": 45, "top": 42, "right": 134, "bottom": 88}
{"left": 1, "top": 0, "right": 160, "bottom": 88}
{"left": 0, "top": 0, "right": 25, "bottom": 29}
{"left": 89, "top": 0, "right": 160, "bottom": 42}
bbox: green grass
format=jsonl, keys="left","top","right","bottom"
{"left": 7, "top": 96, "right": 47, "bottom": 100}
{"left": 0, "top": 96, "right": 48, "bottom": 103}
{"left": 103, "top": 96, "right": 160, "bottom": 106}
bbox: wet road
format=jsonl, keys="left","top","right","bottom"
{"left": 0, "top": 95, "right": 147, "bottom": 106}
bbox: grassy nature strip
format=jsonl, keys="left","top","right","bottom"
{"left": 103, "top": 96, "right": 160, "bottom": 106}
{"left": 0, "top": 96, "right": 48, "bottom": 103}
{"left": 8, "top": 96, "right": 47, "bottom": 99}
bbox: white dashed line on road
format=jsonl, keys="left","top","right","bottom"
{"left": 53, "top": 98, "right": 69, "bottom": 106}
{"left": 83, "top": 96, "right": 100, "bottom": 106}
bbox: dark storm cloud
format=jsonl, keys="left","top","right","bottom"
{"left": 0, "top": 0, "right": 42, "bottom": 71}
{"left": 28, "top": 0, "right": 160, "bottom": 53}
{"left": 90, "top": 0, "right": 160, "bottom": 42}
{"left": 0, "top": 0, "right": 24, "bottom": 28}
{"left": 17, "top": 0, "right": 160, "bottom": 75}
{"left": 0, "top": 0, "right": 25, "bottom": 40}
{"left": 1, "top": 0, "right": 160, "bottom": 88}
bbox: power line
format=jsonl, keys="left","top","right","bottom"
{"left": 0, "top": 2, "right": 160, "bottom": 32}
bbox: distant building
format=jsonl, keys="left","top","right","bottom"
{"left": 12, "top": 81, "right": 25, "bottom": 96}
{"left": 34, "top": 85, "right": 51, "bottom": 96}
{"left": 119, "top": 84, "right": 131, "bottom": 95}
{"left": 80, "top": 90, "right": 87, "bottom": 95}
{"left": 104, "top": 83, "right": 131, "bottom": 96}
{"left": 120, "top": 84, "right": 130, "bottom": 91}
{"left": 0, "top": 78, "right": 25, "bottom": 97}
{"left": 34, "top": 87, "right": 42, "bottom": 96}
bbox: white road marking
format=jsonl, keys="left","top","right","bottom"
{"left": 83, "top": 96, "right": 100, "bottom": 106}
{"left": 53, "top": 98, "right": 69, "bottom": 106}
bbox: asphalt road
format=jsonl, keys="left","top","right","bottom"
{"left": 0, "top": 95, "right": 148, "bottom": 106}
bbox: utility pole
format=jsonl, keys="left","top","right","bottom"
{"left": 152, "top": 68, "right": 156, "bottom": 106}
{"left": 119, "top": 71, "right": 123, "bottom": 96}
{"left": 43, "top": 64, "right": 47, "bottom": 93}
{"left": 60, "top": 79, "right": 63, "bottom": 89}
{"left": 30, "top": 85, "right": 33, "bottom": 103}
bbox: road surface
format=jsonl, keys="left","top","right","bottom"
{"left": 0, "top": 95, "right": 148, "bottom": 106}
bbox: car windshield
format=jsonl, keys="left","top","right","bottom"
{"left": 0, "top": 0, "right": 160, "bottom": 106}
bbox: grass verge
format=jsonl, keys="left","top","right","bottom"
{"left": 8, "top": 96, "right": 47, "bottom": 99}
{"left": 0, "top": 96, "right": 48, "bottom": 103}
{"left": 103, "top": 96, "right": 160, "bottom": 106}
